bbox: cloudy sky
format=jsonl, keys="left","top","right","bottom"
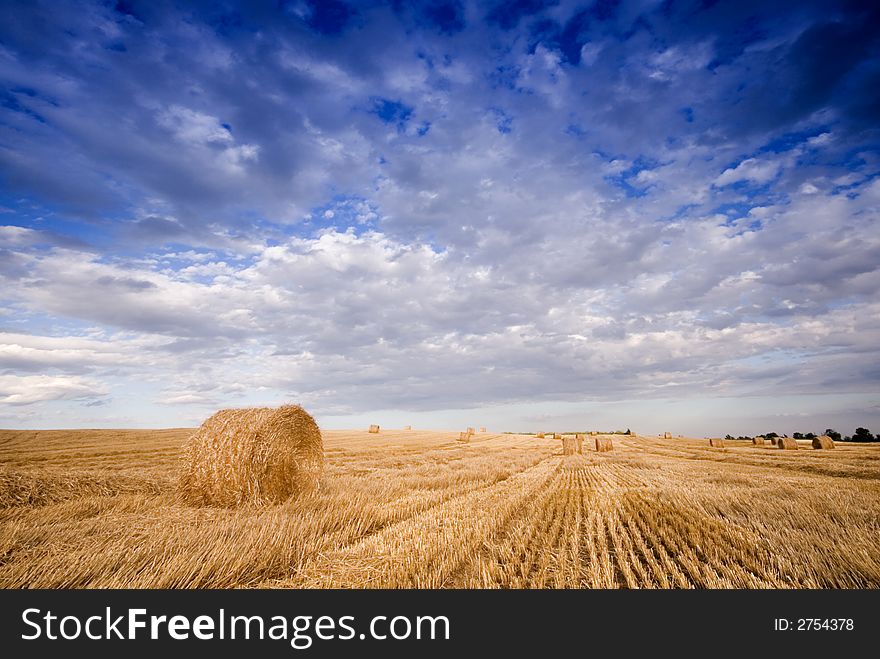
{"left": 0, "top": 0, "right": 878, "bottom": 435}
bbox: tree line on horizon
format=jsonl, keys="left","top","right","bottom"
{"left": 723, "top": 428, "right": 876, "bottom": 442}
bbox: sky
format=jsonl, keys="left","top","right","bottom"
{"left": 0, "top": 0, "right": 878, "bottom": 436}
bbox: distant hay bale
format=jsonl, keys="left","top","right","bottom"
{"left": 179, "top": 405, "right": 323, "bottom": 507}
{"left": 480, "top": 426, "right": 487, "bottom": 433}
{"left": 589, "top": 431, "right": 598, "bottom": 436}
{"left": 595, "top": 437, "right": 613, "bottom": 452}
{"left": 752, "top": 436, "right": 765, "bottom": 445}
{"left": 403, "top": 425, "right": 411, "bottom": 430}
{"left": 575, "top": 433, "right": 585, "bottom": 439}
{"left": 770, "top": 436, "right": 778, "bottom": 446}
{"left": 536, "top": 432, "right": 545, "bottom": 438}
{"left": 458, "top": 431, "right": 471, "bottom": 442}
{"left": 467, "top": 427, "right": 475, "bottom": 434}
{"left": 553, "top": 433, "right": 562, "bottom": 439}
{"left": 562, "top": 437, "right": 577, "bottom": 455}
{"left": 778, "top": 437, "right": 798, "bottom": 450}
{"left": 368, "top": 424, "right": 380, "bottom": 434}
{"left": 709, "top": 438, "right": 725, "bottom": 448}
{"left": 576, "top": 436, "right": 584, "bottom": 454}
{"left": 812, "top": 435, "right": 835, "bottom": 449}
{"left": 663, "top": 432, "right": 672, "bottom": 439}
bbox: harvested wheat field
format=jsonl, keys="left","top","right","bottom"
{"left": 1, "top": 429, "right": 879, "bottom": 589}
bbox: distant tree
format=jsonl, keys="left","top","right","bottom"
{"left": 725, "top": 434, "right": 734, "bottom": 440}
{"left": 793, "top": 432, "right": 804, "bottom": 439}
{"left": 853, "top": 427, "right": 876, "bottom": 442}
{"left": 765, "top": 432, "right": 778, "bottom": 439}
{"left": 804, "top": 432, "right": 816, "bottom": 439}
{"left": 825, "top": 429, "right": 841, "bottom": 442}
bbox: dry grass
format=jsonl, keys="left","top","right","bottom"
{"left": 1, "top": 429, "right": 878, "bottom": 588}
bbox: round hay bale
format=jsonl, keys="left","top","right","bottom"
{"left": 777, "top": 437, "right": 798, "bottom": 450}
{"left": 368, "top": 424, "right": 380, "bottom": 433}
{"left": 663, "top": 432, "right": 672, "bottom": 439}
{"left": 752, "top": 436, "right": 765, "bottom": 445}
{"left": 812, "top": 435, "right": 835, "bottom": 449}
{"left": 709, "top": 438, "right": 725, "bottom": 448}
{"left": 595, "top": 437, "right": 613, "bottom": 452}
{"left": 536, "top": 432, "right": 545, "bottom": 438}
{"left": 179, "top": 405, "right": 323, "bottom": 507}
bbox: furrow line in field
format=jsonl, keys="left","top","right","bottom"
{"left": 283, "top": 457, "right": 560, "bottom": 588}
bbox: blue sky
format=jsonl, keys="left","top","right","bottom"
{"left": 0, "top": 0, "right": 878, "bottom": 435}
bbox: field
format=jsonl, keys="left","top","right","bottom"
{"left": 1, "top": 428, "right": 879, "bottom": 588}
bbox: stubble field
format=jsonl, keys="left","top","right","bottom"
{"left": 1, "top": 428, "right": 879, "bottom": 588}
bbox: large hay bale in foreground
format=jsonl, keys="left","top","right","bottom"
{"left": 179, "top": 405, "right": 323, "bottom": 507}
{"left": 778, "top": 437, "right": 798, "bottom": 450}
{"left": 595, "top": 437, "right": 613, "bottom": 452}
{"left": 663, "top": 432, "right": 672, "bottom": 439}
{"left": 812, "top": 435, "right": 835, "bottom": 449}
{"left": 562, "top": 437, "right": 577, "bottom": 455}
{"left": 752, "top": 436, "right": 765, "bottom": 445}
{"left": 368, "top": 424, "right": 380, "bottom": 433}
{"left": 709, "top": 438, "right": 724, "bottom": 448}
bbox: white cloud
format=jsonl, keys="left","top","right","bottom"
{"left": 715, "top": 157, "right": 782, "bottom": 186}
{"left": 156, "top": 105, "right": 234, "bottom": 146}
{"left": 0, "top": 374, "right": 106, "bottom": 405}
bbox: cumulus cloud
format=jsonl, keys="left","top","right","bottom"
{"left": 0, "top": 0, "right": 877, "bottom": 431}
{"left": 715, "top": 157, "right": 783, "bottom": 186}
